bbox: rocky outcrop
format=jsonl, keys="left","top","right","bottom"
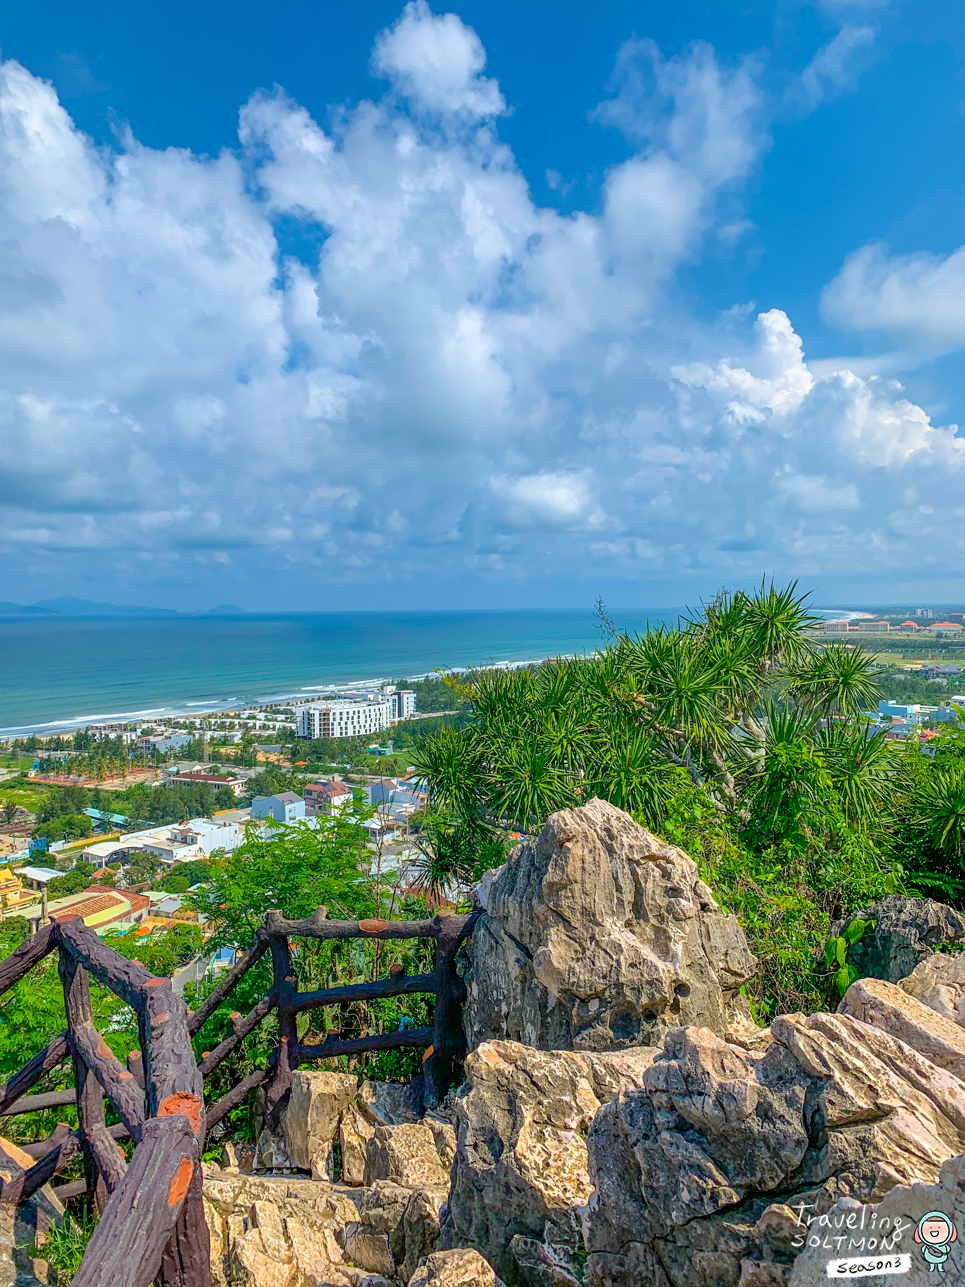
{"left": 899, "top": 948, "right": 965, "bottom": 1024}
{"left": 406, "top": 1249, "right": 507, "bottom": 1287}
{"left": 788, "top": 1151, "right": 965, "bottom": 1285}
{"left": 203, "top": 1168, "right": 450, "bottom": 1286}
{"left": 827, "top": 896, "right": 965, "bottom": 983}
{"left": 253, "top": 1076, "right": 435, "bottom": 1187}
{"left": 583, "top": 1013, "right": 965, "bottom": 1287}
{"left": 285, "top": 1071, "right": 359, "bottom": 1180}
{"left": 464, "top": 798, "right": 758, "bottom": 1053}
{"left": 341, "top": 1105, "right": 377, "bottom": 1186}
{"left": 443, "top": 1039, "right": 659, "bottom": 1284}
{"left": 838, "top": 975, "right": 965, "bottom": 1080}
{"left": 364, "top": 1126, "right": 450, "bottom": 1189}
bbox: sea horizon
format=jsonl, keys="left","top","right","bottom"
{"left": 0, "top": 607, "right": 669, "bottom": 737}
{"left": 0, "top": 605, "right": 864, "bottom": 738}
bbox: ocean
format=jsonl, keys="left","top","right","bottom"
{"left": 0, "top": 609, "right": 675, "bottom": 737}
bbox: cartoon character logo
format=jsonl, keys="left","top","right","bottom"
{"left": 915, "top": 1210, "right": 957, "bottom": 1272}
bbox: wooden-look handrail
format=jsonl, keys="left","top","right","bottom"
{"left": 0, "top": 900, "right": 479, "bottom": 1287}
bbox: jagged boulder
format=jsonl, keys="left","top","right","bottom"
{"left": 442, "top": 1039, "right": 659, "bottom": 1284}
{"left": 285, "top": 1071, "right": 359, "bottom": 1180}
{"left": 838, "top": 975, "right": 965, "bottom": 1081}
{"left": 900, "top": 948, "right": 965, "bottom": 1024}
{"left": 364, "top": 1125, "right": 450, "bottom": 1189}
{"left": 341, "top": 1104, "right": 377, "bottom": 1186}
{"left": 464, "top": 798, "right": 758, "bottom": 1053}
{"left": 203, "top": 1167, "right": 445, "bottom": 1286}
{"left": 827, "top": 896, "right": 965, "bottom": 983}
{"left": 583, "top": 1013, "right": 965, "bottom": 1287}
{"left": 407, "top": 1248, "right": 507, "bottom": 1287}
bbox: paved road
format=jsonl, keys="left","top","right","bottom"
{"left": 172, "top": 950, "right": 217, "bottom": 996}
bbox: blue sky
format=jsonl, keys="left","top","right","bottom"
{"left": 2, "top": 0, "right": 964, "bottom": 610}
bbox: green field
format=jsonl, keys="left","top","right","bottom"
{"left": 0, "top": 781, "right": 49, "bottom": 811}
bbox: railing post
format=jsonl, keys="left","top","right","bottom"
{"left": 58, "top": 945, "right": 109, "bottom": 1211}
{"left": 423, "top": 913, "right": 474, "bottom": 1109}
{"left": 265, "top": 910, "right": 297, "bottom": 1126}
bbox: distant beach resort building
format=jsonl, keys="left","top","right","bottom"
{"left": 297, "top": 697, "right": 392, "bottom": 739}
{"left": 296, "top": 687, "right": 416, "bottom": 739}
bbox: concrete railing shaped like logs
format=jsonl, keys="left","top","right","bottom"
{"left": 0, "top": 906, "right": 477, "bottom": 1287}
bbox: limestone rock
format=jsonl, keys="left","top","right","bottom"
{"left": 443, "top": 1038, "right": 658, "bottom": 1283}
{"left": 401, "top": 1188, "right": 448, "bottom": 1284}
{"left": 900, "top": 948, "right": 965, "bottom": 1025}
{"left": 584, "top": 1014, "right": 965, "bottom": 1287}
{"left": 407, "top": 1248, "right": 507, "bottom": 1287}
{"left": 827, "top": 895, "right": 965, "bottom": 983}
{"left": 838, "top": 975, "right": 965, "bottom": 1081}
{"left": 254, "top": 1124, "right": 293, "bottom": 1173}
{"left": 508, "top": 1235, "right": 582, "bottom": 1286}
{"left": 464, "top": 798, "right": 758, "bottom": 1053}
{"left": 788, "top": 1152, "right": 965, "bottom": 1285}
{"left": 364, "top": 1125, "right": 450, "bottom": 1189}
{"left": 345, "top": 1181, "right": 448, "bottom": 1285}
{"left": 425, "top": 1120, "right": 456, "bottom": 1174}
{"left": 203, "top": 1168, "right": 391, "bottom": 1287}
{"left": 285, "top": 1071, "right": 359, "bottom": 1179}
{"left": 341, "top": 1104, "right": 376, "bottom": 1186}
{"left": 359, "top": 1081, "right": 413, "bottom": 1127}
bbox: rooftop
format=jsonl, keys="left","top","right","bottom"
{"left": 17, "top": 865, "right": 62, "bottom": 882}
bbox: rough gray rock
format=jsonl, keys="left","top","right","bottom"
{"left": 203, "top": 1167, "right": 445, "bottom": 1286}
{"left": 827, "top": 896, "right": 965, "bottom": 983}
{"left": 407, "top": 1248, "right": 507, "bottom": 1287}
{"left": 838, "top": 975, "right": 965, "bottom": 1081}
{"left": 364, "top": 1125, "right": 450, "bottom": 1189}
{"left": 899, "top": 948, "right": 965, "bottom": 1025}
{"left": 442, "top": 1039, "right": 659, "bottom": 1284}
{"left": 464, "top": 798, "right": 759, "bottom": 1054}
{"left": 285, "top": 1070, "right": 359, "bottom": 1180}
{"left": 583, "top": 1014, "right": 965, "bottom": 1287}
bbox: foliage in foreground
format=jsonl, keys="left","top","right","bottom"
{"left": 22, "top": 1207, "right": 96, "bottom": 1285}
{"left": 408, "top": 582, "right": 965, "bottom": 1020}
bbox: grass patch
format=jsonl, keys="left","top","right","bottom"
{"left": 0, "top": 784, "right": 47, "bottom": 810}
{"left": 22, "top": 1207, "right": 96, "bottom": 1284}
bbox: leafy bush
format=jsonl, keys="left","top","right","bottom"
{"left": 44, "top": 860, "right": 96, "bottom": 900}
{"left": 33, "top": 814, "right": 92, "bottom": 844}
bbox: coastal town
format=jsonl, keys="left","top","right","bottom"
{"left": 0, "top": 681, "right": 443, "bottom": 996}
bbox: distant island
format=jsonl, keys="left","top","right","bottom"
{"left": 0, "top": 598, "right": 247, "bottom": 619}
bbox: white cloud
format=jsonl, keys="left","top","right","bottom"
{"left": 785, "top": 24, "right": 877, "bottom": 113}
{"left": 0, "top": 5, "right": 963, "bottom": 602}
{"left": 490, "top": 472, "right": 603, "bottom": 529}
{"left": 372, "top": 0, "right": 505, "bottom": 117}
{"left": 822, "top": 242, "right": 965, "bottom": 352}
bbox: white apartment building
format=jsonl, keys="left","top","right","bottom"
{"left": 391, "top": 690, "right": 416, "bottom": 721}
{"left": 297, "top": 699, "right": 392, "bottom": 740}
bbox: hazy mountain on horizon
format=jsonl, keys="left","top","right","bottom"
{"left": 0, "top": 597, "right": 248, "bottom": 618}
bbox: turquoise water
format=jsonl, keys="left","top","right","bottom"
{"left": 0, "top": 609, "right": 674, "bottom": 736}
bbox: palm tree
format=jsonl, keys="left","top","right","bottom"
{"left": 410, "top": 582, "right": 889, "bottom": 882}
{"left": 916, "top": 765, "right": 965, "bottom": 862}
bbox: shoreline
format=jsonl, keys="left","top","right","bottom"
{"left": 0, "top": 656, "right": 563, "bottom": 741}
{"left": 0, "top": 606, "right": 864, "bottom": 741}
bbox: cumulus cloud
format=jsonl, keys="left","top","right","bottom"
{"left": 0, "top": 4, "right": 963, "bottom": 601}
{"left": 822, "top": 242, "right": 965, "bottom": 352}
{"left": 372, "top": 0, "right": 505, "bottom": 117}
